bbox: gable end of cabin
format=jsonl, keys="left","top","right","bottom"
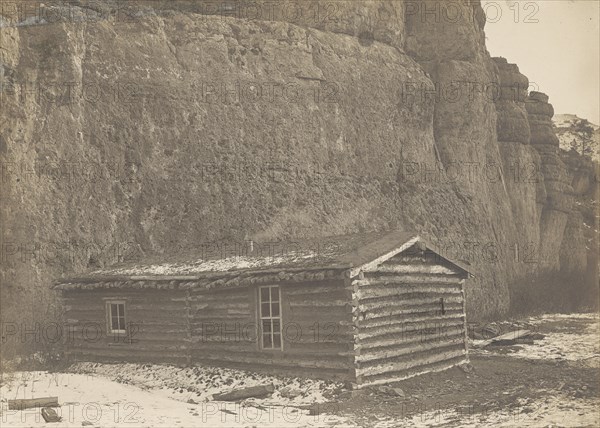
{"left": 350, "top": 241, "right": 470, "bottom": 388}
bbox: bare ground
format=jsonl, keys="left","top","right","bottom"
{"left": 332, "top": 314, "right": 600, "bottom": 427}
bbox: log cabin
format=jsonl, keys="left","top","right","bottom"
{"left": 53, "top": 231, "right": 473, "bottom": 388}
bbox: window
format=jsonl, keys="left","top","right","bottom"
{"left": 259, "top": 286, "right": 282, "bottom": 350}
{"left": 106, "top": 301, "right": 126, "bottom": 334}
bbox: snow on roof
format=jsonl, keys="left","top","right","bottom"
{"left": 94, "top": 251, "right": 326, "bottom": 277}
{"left": 56, "top": 231, "right": 414, "bottom": 281}
{"left": 54, "top": 230, "right": 472, "bottom": 285}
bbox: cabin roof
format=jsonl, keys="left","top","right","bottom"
{"left": 53, "top": 231, "right": 473, "bottom": 289}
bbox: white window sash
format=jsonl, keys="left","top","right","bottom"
{"left": 106, "top": 301, "right": 127, "bottom": 334}
{"left": 259, "top": 286, "right": 282, "bottom": 350}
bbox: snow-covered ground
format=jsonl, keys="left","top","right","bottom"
{"left": 0, "top": 371, "right": 349, "bottom": 427}
{"left": 514, "top": 313, "right": 600, "bottom": 365}
{"left": 69, "top": 362, "right": 344, "bottom": 406}
{"left": 1, "top": 362, "right": 351, "bottom": 427}
{"left": 377, "top": 313, "right": 600, "bottom": 427}
{"left": 1, "top": 313, "right": 598, "bottom": 427}
{"left": 472, "top": 313, "right": 600, "bottom": 366}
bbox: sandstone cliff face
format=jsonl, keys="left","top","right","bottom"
{"left": 493, "top": 58, "right": 542, "bottom": 280}
{"left": 0, "top": 1, "right": 593, "bottom": 357}
{"left": 402, "top": 0, "right": 515, "bottom": 317}
{"left": 493, "top": 58, "right": 530, "bottom": 145}
{"left": 559, "top": 141, "right": 599, "bottom": 279}
{"left": 525, "top": 92, "right": 577, "bottom": 271}
{"left": 1, "top": 6, "right": 438, "bottom": 342}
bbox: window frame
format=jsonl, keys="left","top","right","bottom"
{"left": 106, "top": 300, "right": 127, "bottom": 335}
{"left": 258, "top": 285, "right": 283, "bottom": 351}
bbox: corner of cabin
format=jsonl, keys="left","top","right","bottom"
{"left": 350, "top": 241, "right": 470, "bottom": 388}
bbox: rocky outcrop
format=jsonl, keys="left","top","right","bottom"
{"left": 554, "top": 114, "right": 599, "bottom": 160}
{"left": 559, "top": 209, "right": 587, "bottom": 273}
{"left": 561, "top": 150, "right": 598, "bottom": 197}
{"left": 559, "top": 146, "right": 599, "bottom": 280}
{"left": 526, "top": 92, "right": 577, "bottom": 271}
{"left": 0, "top": 1, "right": 594, "bottom": 359}
{"left": 492, "top": 58, "right": 542, "bottom": 279}
{"left": 197, "top": 0, "right": 407, "bottom": 48}
{"left": 1, "top": 10, "right": 440, "bottom": 354}
{"left": 493, "top": 58, "right": 530, "bottom": 145}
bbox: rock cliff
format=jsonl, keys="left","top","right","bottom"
{"left": 0, "top": 1, "right": 596, "bottom": 358}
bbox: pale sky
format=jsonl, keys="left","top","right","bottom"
{"left": 482, "top": 0, "right": 600, "bottom": 124}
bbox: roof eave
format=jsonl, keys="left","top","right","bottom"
{"left": 53, "top": 264, "right": 354, "bottom": 289}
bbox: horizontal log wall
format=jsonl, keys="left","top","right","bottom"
{"left": 62, "top": 279, "right": 354, "bottom": 380}
{"left": 189, "top": 280, "right": 355, "bottom": 381}
{"left": 62, "top": 289, "right": 189, "bottom": 365}
{"left": 61, "top": 249, "right": 468, "bottom": 386}
{"left": 354, "top": 250, "right": 468, "bottom": 387}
